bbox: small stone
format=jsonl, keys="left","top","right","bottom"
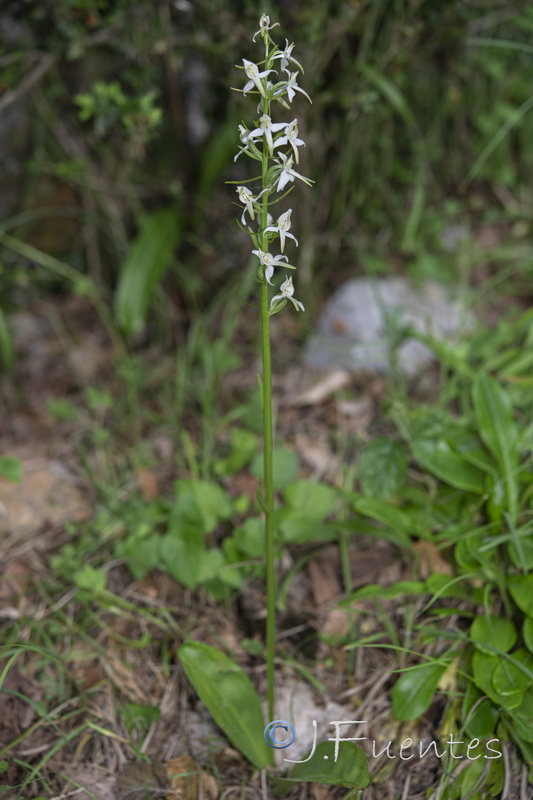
{"left": 304, "top": 277, "right": 473, "bottom": 377}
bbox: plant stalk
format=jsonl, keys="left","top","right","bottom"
{"left": 261, "top": 279, "right": 276, "bottom": 723}
{"left": 259, "top": 36, "right": 276, "bottom": 723}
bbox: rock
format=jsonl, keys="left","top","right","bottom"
{"left": 0, "top": 458, "right": 92, "bottom": 540}
{"left": 304, "top": 277, "right": 472, "bottom": 377}
{"left": 265, "top": 678, "right": 349, "bottom": 768}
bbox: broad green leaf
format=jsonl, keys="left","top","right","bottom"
{"left": 219, "top": 538, "right": 248, "bottom": 588}
{"left": 278, "top": 512, "right": 336, "bottom": 544}
{"left": 123, "top": 703, "right": 160, "bottom": 734}
{"left": 173, "top": 480, "right": 232, "bottom": 533}
{"left": 178, "top": 642, "right": 272, "bottom": 769}
{"left": 359, "top": 438, "right": 407, "bottom": 499}
{"left": 451, "top": 430, "right": 495, "bottom": 473}
{"left": 73, "top": 564, "right": 106, "bottom": 592}
{"left": 470, "top": 616, "right": 517, "bottom": 655}
{"left": 392, "top": 661, "right": 447, "bottom": 721}
{"left": 233, "top": 517, "right": 265, "bottom": 557}
{"left": 197, "top": 548, "right": 225, "bottom": 583}
{"left": 115, "top": 532, "right": 160, "bottom": 580}
{"left": 524, "top": 617, "right": 533, "bottom": 653}
{"left": 214, "top": 428, "right": 257, "bottom": 476}
{"left": 252, "top": 447, "right": 299, "bottom": 491}
{"left": 472, "top": 651, "right": 523, "bottom": 710}
{"left": 411, "top": 437, "right": 485, "bottom": 493}
{"left": 473, "top": 374, "right": 519, "bottom": 522}
{"left": 115, "top": 206, "right": 181, "bottom": 337}
{"left": 286, "top": 741, "right": 371, "bottom": 789}
{"left": 0, "top": 456, "right": 22, "bottom": 483}
{"left": 505, "top": 688, "right": 533, "bottom": 742}
{"left": 492, "top": 648, "right": 533, "bottom": 696}
{"left": 508, "top": 574, "right": 533, "bottom": 616}
{"left": 159, "top": 530, "right": 203, "bottom": 589}
{"left": 462, "top": 682, "right": 499, "bottom": 739}
{"left": 459, "top": 755, "right": 504, "bottom": 799}
{"left": 284, "top": 480, "right": 338, "bottom": 518}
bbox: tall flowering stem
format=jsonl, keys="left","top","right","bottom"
{"left": 233, "top": 15, "right": 312, "bottom": 721}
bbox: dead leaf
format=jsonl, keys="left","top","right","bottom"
{"left": 115, "top": 762, "right": 167, "bottom": 800}
{"left": 165, "top": 755, "right": 218, "bottom": 800}
{"left": 308, "top": 548, "right": 342, "bottom": 606}
{"left": 320, "top": 609, "right": 351, "bottom": 639}
{"left": 0, "top": 557, "right": 33, "bottom": 600}
{"left": 285, "top": 368, "right": 351, "bottom": 406}
{"left": 294, "top": 433, "right": 340, "bottom": 478}
{"left": 349, "top": 546, "right": 400, "bottom": 588}
{"left": 413, "top": 541, "right": 452, "bottom": 578}
{"left": 336, "top": 396, "right": 373, "bottom": 437}
{"left": 136, "top": 467, "right": 160, "bottom": 499}
{"left": 101, "top": 650, "right": 148, "bottom": 703}
{"left": 59, "top": 764, "right": 117, "bottom": 800}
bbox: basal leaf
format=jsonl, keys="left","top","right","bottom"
{"left": 178, "top": 642, "right": 273, "bottom": 769}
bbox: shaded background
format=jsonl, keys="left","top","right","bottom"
{"left": 2, "top": 0, "right": 533, "bottom": 355}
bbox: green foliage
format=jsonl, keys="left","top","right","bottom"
{"left": 358, "top": 437, "right": 407, "bottom": 500}
{"left": 115, "top": 207, "right": 182, "bottom": 338}
{"left": 392, "top": 661, "right": 449, "bottom": 721}
{"left": 283, "top": 741, "right": 371, "bottom": 790}
{"left": 75, "top": 81, "right": 162, "bottom": 145}
{"left": 0, "top": 456, "right": 22, "bottom": 483}
{"left": 345, "top": 315, "right": 533, "bottom": 784}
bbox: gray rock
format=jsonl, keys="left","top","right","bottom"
{"left": 304, "top": 277, "right": 472, "bottom": 377}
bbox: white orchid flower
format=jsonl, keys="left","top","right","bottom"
{"left": 270, "top": 275, "right": 305, "bottom": 312}
{"left": 252, "top": 14, "right": 279, "bottom": 42}
{"left": 237, "top": 185, "right": 267, "bottom": 225}
{"left": 242, "top": 59, "right": 276, "bottom": 97}
{"left": 284, "top": 70, "right": 312, "bottom": 104}
{"left": 248, "top": 114, "right": 287, "bottom": 155}
{"left": 264, "top": 209, "right": 298, "bottom": 252}
{"left": 275, "top": 152, "right": 313, "bottom": 193}
{"left": 252, "top": 248, "right": 296, "bottom": 284}
{"left": 274, "top": 119, "right": 305, "bottom": 163}
{"left": 271, "top": 40, "right": 303, "bottom": 73}
{"left": 234, "top": 124, "right": 251, "bottom": 161}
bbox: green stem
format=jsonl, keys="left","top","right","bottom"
{"left": 259, "top": 37, "right": 276, "bottom": 723}
{"left": 261, "top": 279, "right": 276, "bottom": 723}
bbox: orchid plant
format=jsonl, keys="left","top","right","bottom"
{"left": 232, "top": 14, "right": 313, "bottom": 722}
